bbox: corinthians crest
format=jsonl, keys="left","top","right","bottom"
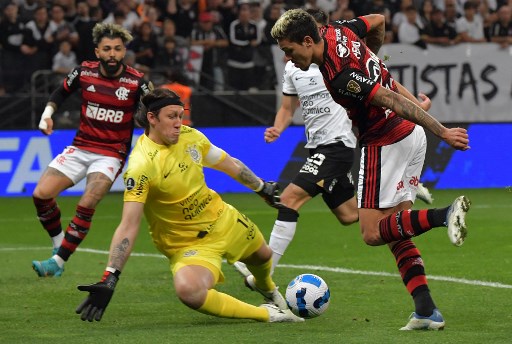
{"left": 186, "top": 144, "right": 201, "bottom": 163}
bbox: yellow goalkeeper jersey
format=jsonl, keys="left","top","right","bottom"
{"left": 123, "top": 126, "right": 227, "bottom": 250}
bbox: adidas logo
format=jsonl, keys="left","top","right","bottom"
{"left": 86, "top": 85, "right": 96, "bottom": 92}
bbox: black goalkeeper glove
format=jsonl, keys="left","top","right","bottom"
{"left": 76, "top": 270, "right": 119, "bottom": 322}
{"left": 256, "top": 180, "right": 284, "bottom": 208}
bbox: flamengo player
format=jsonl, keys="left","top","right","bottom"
{"left": 32, "top": 23, "right": 152, "bottom": 277}
{"left": 271, "top": 10, "right": 471, "bottom": 330}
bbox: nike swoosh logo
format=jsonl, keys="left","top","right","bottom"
{"left": 164, "top": 171, "right": 170, "bottom": 178}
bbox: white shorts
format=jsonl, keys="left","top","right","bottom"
{"left": 48, "top": 146, "right": 123, "bottom": 185}
{"left": 357, "top": 125, "right": 426, "bottom": 209}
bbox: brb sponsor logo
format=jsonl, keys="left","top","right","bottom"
{"left": 86, "top": 102, "right": 125, "bottom": 123}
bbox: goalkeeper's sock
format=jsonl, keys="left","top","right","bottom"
{"left": 198, "top": 289, "right": 268, "bottom": 321}
{"left": 379, "top": 208, "right": 448, "bottom": 242}
{"left": 33, "top": 197, "right": 63, "bottom": 244}
{"left": 245, "top": 258, "right": 276, "bottom": 292}
{"left": 59, "top": 205, "right": 95, "bottom": 261}
{"left": 268, "top": 207, "right": 299, "bottom": 274}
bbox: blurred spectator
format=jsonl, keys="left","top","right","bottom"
{"left": 155, "top": 36, "right": 187, "bottom": 70}
{"left": 444, "top": 0, "right": 460, "bottom": 29}
{"left": 103, "top": 0, "right": 141, "bottom": 31}
{"left": 124, "top": 49, "right": 151, "bottom": 74}
{"left": 54, "top": 0, "right": 77, "bottom": 22}
{"left": 45, "top": 4, "right": 79, "bottom": 55}
{"left": 362, "top": 0, "right": 386, "bottom": 17}
{"left": 226, "top": 3, "right": 260, "bottom": 91}
{"left": 52, "top": 40, "right": 77, "bottom": 74}
{"left": 316, "top": 0, "right": 338, "bottom": 14}
{"left": 392, "top": 0, "right": 425, "bottom": 41}
{"left": 165, "top": 0, "right": 199, "bottom": 39}
{"left": 141, "top": 4, "right": 163, "bottom": 35}
{"left": 0, "top": 2, "right": 26, "bottom": 92}
{"left": 158, "top": 17, "right": 188, "bottom": 48}
{"left": 85, "top": 0, "right": 105, "bottom": 19}
{"left": 476, "top": 0, "right": 498, "bottom": 40}
{"left": 73, "top": 1, "right": 98, "bottom": 62}
{"left": 397, "top": 5, "right": 428, "bottom": 48}
{"left": 419, "top": 0, "right": 434, "bottom": 27}
{"left": 190, "top": 11, "right": 229, "bottom": 91}
{"left": 263, "top": 1, "right": 284, "bottom": 42}
{"left": 160, "top": 68, "right": 193, "bottom": 126}
{"left": 17, "top": 0, "right": 38, "bottom": 23}
{"left": 250, "top": 0, "right": 273, "bottom": 90}
{"left": 155, "top": 18, "right": 189, "bottom": 74}
{"left": 22, "top": 5, "right": 53, "bottom": 71}
{"left": 422, "top": 6, "right": 459, "bottom": 45}
{"left": 330, "top": 0, "right": 350, "bottom": 21}
{"left": 262, "top": 0, "right": 284, "bottom": 22}
{"left": 209, "top": 0, "right": 238, "bottom": 35}
{"left": 129, "top": 21, "right": 159, "bottom": 68}
{"left": 456, "top": 1, "right": 487, "bottom": 42}
{"left": 489, "top": 4, "right": 512, "bottom": 48}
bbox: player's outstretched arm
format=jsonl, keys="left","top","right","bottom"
{"left": 211, "top": 154, "right": 282, "bottom": 207}
{"left": 76, "top": 202, "right": 143, "bottom": 322}
{"left": 265, "top": 95, "right": 297, "bottom": 143}
{"left": 370, "top": 86, "right": 470, "bottom": 151}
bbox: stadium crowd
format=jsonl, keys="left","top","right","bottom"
{"left": 0, "top": 0, "right": 511, "bottom": 95}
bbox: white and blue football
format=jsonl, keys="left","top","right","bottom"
{"left": 285, "top": 273, "right": 330, "bottom": 318}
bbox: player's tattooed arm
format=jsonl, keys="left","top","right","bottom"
{"left": 371, "top": 86, "right": 445, "bottom": 137}
{"left": 107, "top": 202, "right": 144, "bottom": 271}
{"left": 210, "top": 154, "right": 264, "bottom": 190}
{"left": 232, "top": 157, "right": 262, "bottom": 191}
{"left": 109, "top": 238, "right": 130, "bottom": 271}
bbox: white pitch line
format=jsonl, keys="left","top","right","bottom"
{"left": 3, "top": 246, "right": 512, "bottom": 289}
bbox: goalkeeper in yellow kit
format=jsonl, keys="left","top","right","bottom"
{"left": 75, "top": 88, "right": 303, "bottom": 323}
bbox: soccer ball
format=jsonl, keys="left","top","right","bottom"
{"left": 285, "top": 273, "right": 330, "bottom": 318}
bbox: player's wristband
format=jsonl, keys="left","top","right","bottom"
{"left": 105, "top": 267, "right": 121, "bottom": 278}
{"left": 253, "top": 179, "right": 264, "bottom": 192}
{"left": 39, "top": 105, "right": 55, "bottom": 130}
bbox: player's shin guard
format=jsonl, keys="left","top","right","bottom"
{"left": 268, "top": 207, "right": 299, "bottom": 274}
{"left": 58, "top": 205, "right": 95, "bottom": 261}
{"left": 391, "top": 240, "right": 436, "bottom": 316}
{"left": 33, "top": 197, "right": 62, "bottom": 238}
{"left": 378, "top": 208, "right": 449, "bottom": 242}
{"left": 198, "top": 289, "right": 268, "bottom": 321}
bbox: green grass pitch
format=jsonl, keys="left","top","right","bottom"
{"left": 1, "top": 188, "right": 511, "bottom": 343}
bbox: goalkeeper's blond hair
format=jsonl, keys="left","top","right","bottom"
{"left": 92, "top": 23, "right": 133, "bottom": 46}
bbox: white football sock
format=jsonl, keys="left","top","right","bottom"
{"left": 52, "top": 232, "right": 64, "bottom": 249}
{"left": 269, "top": 220, "right": 297, "bottom": 275}
{"left": 53, "top": 254, "right": 65, "bottom": 268}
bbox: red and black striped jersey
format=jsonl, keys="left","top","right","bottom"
{"left": 319, "top": 18, "right": 415, "bottom": 146}
{"left": 61, "top": 61, "right": 151, "bottom": 160}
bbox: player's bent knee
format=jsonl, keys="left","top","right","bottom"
{"left": 174, "top": 281, "right": 207, "bottom": 309}
{"left": 339, "top": 213, "right": 359, "bottom": 226}
{"left": 360, "top": 227, "right": 382, "bottom": 246}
